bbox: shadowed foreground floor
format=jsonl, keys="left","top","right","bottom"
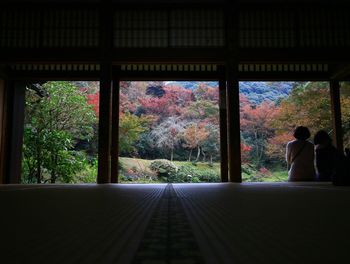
{"left": 1, "top": 182, "right": 350, "bottom": 263}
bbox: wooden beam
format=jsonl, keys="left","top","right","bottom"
{"left": 0, "top": 79, "right": 5, "bottom": 184}
{"left": 237, "top": 72, "right": 331, "bottom": 82}
{"left": 3, "top": 47, "right": 350, "bottom": 65}
{"left": 225, "top": 1, "right": 242, "bottom": 183}
{"left": 330, "top": 80, "right": 344, "bottom": 152}
{"left": 97, "top": 62, "right": 112, "bottom": 184}
{"left": 218, "top": 66, "right": 228, "bottom": 182}
{"left": 111, "top": 70, "right": 120, "bottom": 183}
{"left": 3, "top": 81, "right": 26, "bottom": 183}
{"left": 238, "top": 48, "right": 350, "bottom": 64}
{"left": 118, "top": 70, "right": 222, "bottom": 81}
{"left": 226, "top": 64, "right": 242, "bottom": 183}
{"left": 0, "top": 48, "right": 226, "bottom": 64}
{"left": 97, "top": 0, "right": 113, "bottom": 184}
{"left": 0, "top": 48, "right": 100, "bottom": 63}
{"left": 7, "top": 70, "right": 100, "bottom": 81}
{"left": 330, "top": 64, "right": 350, "bottom": 80}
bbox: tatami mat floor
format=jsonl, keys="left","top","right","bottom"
{"left": 1, "top": 182, "right": 349, "bottom": 264}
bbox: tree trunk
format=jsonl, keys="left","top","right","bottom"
{"left": 202, "top": 149, "right": 206, "bottom": 162}
{"left": 209, "top": 154, "right": 213, "bottom": 166}
{"left": 170, "top": 148, "right": 174, "bottom": 161}
{"left": 51, "top": 174, "right": 56, "bottom": 183}
{"left": 196, "top": 146, "right": 200, "bottom": 162}
{"left": 188, "top": 149, "right": 192, "bottom": 162}
{"left": 254, "top": 131, "right": 260, "bottom": 166}
{"left": 50, "top": 154, "right": 58, "bottom": 183}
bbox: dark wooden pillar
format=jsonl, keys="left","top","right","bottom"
{"left": 218, "top": 66, "right": 228, "bottom": 182}
{"left": 0, "top": 79, "right": 5, "bottom": 184}
{"left": 226, "top": 64, "right": 242, "bottom": 182}
{"left": 225, "top": 1, "right": 241, "bottom": 182}
{"left": 97, "top": 62, "right": 112, "bottom": 183}
{"left": 111, "top": 70, "right": 120, "bottom": 183}
{"left": 97, "top": 0, "right": 113, "bottom": 183}
{"left": 330, "top": 80, "right": 344, "bottom": 152}
{"left": 3, "top": 81, "right": 26, "bottom": 183}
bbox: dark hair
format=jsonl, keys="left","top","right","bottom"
{"left": 314, "top": 130, "right": 332, "bottom": 145}
{"left": 293, "top": 126, "right": 311, "bottom": 140}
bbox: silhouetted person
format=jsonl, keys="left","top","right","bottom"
{"left": 314, "top": 130, "right": 337, "bottom": 181}
{"left": 286, "top": 126, "right": 315, "bottom": 181}
{"left": 314, "top": 130, "right": 350, "bottom": 185}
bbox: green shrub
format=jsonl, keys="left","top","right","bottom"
{"left": 176, "top": 165, "right": 196, "bottom": 182}
{"left": 175, "top": 165, "right": 220, "bottom": 183}
{"left": 196, "top": 169, "right": 220, "bottom": 182}
{"left": 149, "top": 159, "right": 178, "bottom": 182}
{"left": 72, "top": 159, "right": 97, "bottom": 183}
{"left": 191, "top": 176, "right": 200, "bottom": 183}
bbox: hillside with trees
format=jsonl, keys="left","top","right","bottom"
{"left": 21, "top": 80, "right": 350, "bottom": 183}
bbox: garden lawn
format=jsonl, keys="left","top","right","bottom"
{"left": 119, "top": 157, "right": 221, "bottom": 183}
{"left": 119, "top": 157, "right": 287, "bottom": 183}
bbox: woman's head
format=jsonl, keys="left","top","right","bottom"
{"left": 293, "top": 126, "right": 311, "bottom": 140}
{"left": 314, "top": 130, "right": 332, "bottom": 146}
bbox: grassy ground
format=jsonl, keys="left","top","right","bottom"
{"left": 119, "top": 157, "right": 220, "bottom": 183}
{"left": 242, "top": 163, "right": 288, "bottom": 182}
{"left": 119, "top": 157, "right": 288, "bottom": 183}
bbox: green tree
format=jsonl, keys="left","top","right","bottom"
{"left": 119, "top": 112, "right": 150, "bottom": 155}
{"left": 22, "top": 81, "right": 96, "bottom": 183}
{"left": 201, "top": 124, "right": 220, "bottom": 165}
{"left": 184, "top": 100, "right": 219, "bottom": 123}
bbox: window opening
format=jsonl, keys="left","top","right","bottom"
{"left": 239, "top": 81, "right": 332, "bottom": 182}
{"left": 118, "top": 81, "right": 221, "bottom": 183}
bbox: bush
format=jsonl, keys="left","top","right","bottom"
{"left": 196, "top": 169, "right": 220, "bottom": 182}
{"left": 175, "top": 165, "right": 220, "bottom": 183}
{"left": 176, "top": 165, "right": 196, "bottom": 182}
{"left": 149, "top": 159, "right": 178, "bottom": 182}
{"left": 72, "top": 158, "right": 97, "bottom": 183}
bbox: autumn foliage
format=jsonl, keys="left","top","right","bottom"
{"left": 239, "top": 81, "right": 347, "bottom": 177}
{"left": 83, "top": 80, "right": 350, "bottom": 181}
{"left": 86, "top": 81, "right": 221, "bottom": 163}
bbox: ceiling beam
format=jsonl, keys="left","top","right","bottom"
{"left": 2, "top": 47, "right": 350, "bottom": 65}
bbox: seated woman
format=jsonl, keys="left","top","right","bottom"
{"left": 314, "top": 130, "right": 337, "bottom": 181}
{"left": 286, "top": 126, "right": 315, "bottom": 181}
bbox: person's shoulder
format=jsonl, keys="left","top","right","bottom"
{"left": 286, "top": 140, "right": 295, "bottom": 147}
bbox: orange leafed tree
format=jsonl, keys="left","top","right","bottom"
{"left": 240, "top": 100, "right": 278, "bottom": 166}
{"left": 182, "top": 123, "right": 209, "bottom": 162}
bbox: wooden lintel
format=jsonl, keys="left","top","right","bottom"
{"left": 2, "top": 47, "right": 350, "bottom": 65}
{"left": 330, "top": 64, "right": 350, "bottom": 80}
{"left": 237, "top": 72, "right": 331, "bottom": 82}
{"left": 8, "top": 71, "right": 100, "bottom": 81}
{"left": 238, "top": 48, "right": 350, "bottom": 64}
{"left": 117, "top": 70, "right": 222, "bottom": 81}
